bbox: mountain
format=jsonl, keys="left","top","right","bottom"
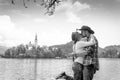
{"left": 104, "top": 45, "right": 120, "bottom": 52}
{"left": 51, "top": 41, "right": 120, "bottom": 58}
{"left": 50, "top": 41, "right": 105, "bottom": 56}
{"left": 50, "top": 41, "right": 73, "bottom": 55}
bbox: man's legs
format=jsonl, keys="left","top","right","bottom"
{"left": 72, "top": 62, "right": 83, "bottom": 80}
{"left": 83, "top": 64, "right": 95, "bottom": 80}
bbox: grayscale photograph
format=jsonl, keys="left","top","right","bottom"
{"left": 0, "top": 0, "right": 120, "bottom": 80}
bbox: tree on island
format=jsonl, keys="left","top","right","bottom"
{"left": 4, "top": 44, "right": 65, "bottom": 58}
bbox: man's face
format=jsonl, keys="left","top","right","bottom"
{"left": 81, "top": 30, "right": 90, "bottom": 37}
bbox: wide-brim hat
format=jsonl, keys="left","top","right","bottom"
{"left": 79, "top": 25, "right": 94, "bottom": 34}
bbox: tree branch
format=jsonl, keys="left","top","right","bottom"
{"left": 11, "top": 0, "right": 62, "bottom": 15}
{"left": 11, "top": 0, "right": 15, "bottom": 4}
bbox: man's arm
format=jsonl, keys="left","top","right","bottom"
{"left": 80, "top": 34, "right": 96, "bottom": 47}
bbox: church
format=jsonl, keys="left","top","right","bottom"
{"left": 27, "top": 34, "right": 38, "bottom": 50}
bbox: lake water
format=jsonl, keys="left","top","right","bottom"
{"left": 0, "top": 58, "right": 120, "bottom": 80}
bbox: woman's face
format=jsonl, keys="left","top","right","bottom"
{"left": 81, "top": 30, "right": 86, "bottom": 37}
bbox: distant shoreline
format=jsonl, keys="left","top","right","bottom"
{"left": 0, "top": 55, "right": 66, "bottom": 59}
{"left": 0, "top": 56, "right": 120, "bottom": 59}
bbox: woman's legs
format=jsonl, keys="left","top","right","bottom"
{"left": 72, "top": 62, "right": 83, "bottom": 80}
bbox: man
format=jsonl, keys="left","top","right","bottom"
{"left": 71, "top": 25, "right": 99, "bottom": 80}
{"left": 79, "top": 25, "right": 99, "bottom": 80}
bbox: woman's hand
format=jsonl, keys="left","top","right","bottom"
{"left": 68, "top": 52, "right": 76, "bottom": 57}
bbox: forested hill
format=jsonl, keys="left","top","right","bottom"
{"left": 51, "top": 41, "right": 73, "bottom": 55}
{"left": 0, "top": 46, "right": 8, "bottom": 55}
{"left": 0, "top": 42, "right": 120, "bottom": 58}
{"left": 51, "top": 41, "right": 120, "bottom": 58}
{"left": 51, "top": 41, "right": 104, "bottom": 56}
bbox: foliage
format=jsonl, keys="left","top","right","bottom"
{"left": 3, "top": 41, "right": 120, "bottom": 58}
{"left": 11, "top": 0, "right": 62, "bottom": 15}
{"left": 4, "top": 44, "right": 65, "bottom": 58}
{"left": 51, "top": 41, "right": 120, "bottom": 58}
{"left": 99, "top": 46, "right": 120, "bottom": 58}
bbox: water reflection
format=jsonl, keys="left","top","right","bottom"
{"left": 94, "top": 58, "right": 120, "bottom": 80}
{"left": 0, "top": 59, "right": 34, "bottom": 80}
{"left": 0, "top": 58, "right": 120, "bottom": 80}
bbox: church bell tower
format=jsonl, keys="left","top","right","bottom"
{"left": 35, "top": 34, "right": 38, "bottom": 48}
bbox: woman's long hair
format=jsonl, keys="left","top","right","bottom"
{"left": 71, "top": 32, "right": 81, "bottom": 44}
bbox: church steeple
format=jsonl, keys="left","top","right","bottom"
{"left": 35, "top": 33, "right": 38, "bottom": 48}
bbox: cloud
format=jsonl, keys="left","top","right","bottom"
{"left": 34, "top": 18, "right": 46, "bottom": 22}
{"left": 56, "top": 0, "right": 90, "bottom": 23}
{"left": 11, "top": 10, "right": 30, "bottom": 18}
{"left": 116, "top": 0, "right": 120, "bottom": 2}
{"left": 56, "top": 0, "right": 90, "bottom": 13}
{"left": 0, "top": 15, "right": 32, "bottom": 47}
{"left": 72, "top": 1, "right": 90, "bottom": 12}
{"left": 66, "top": 12, "right": 82, "bottom": 23}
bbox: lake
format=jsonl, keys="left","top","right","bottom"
{"left": 0, "top": 58, "right": 120, "bottom": 80}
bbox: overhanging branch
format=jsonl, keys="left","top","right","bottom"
{"left": 11, "top": 0, "right": 62, "bottom": 15}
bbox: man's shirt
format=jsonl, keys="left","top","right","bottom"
{"left": 83, "top": 35, "right": 100, "bottom": 72}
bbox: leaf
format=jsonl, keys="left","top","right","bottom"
{"left": 34, "top": 0, "right": 36, "bottom": 2}
{"left": 12, "top": 0, "right": 15, "bottom": 4}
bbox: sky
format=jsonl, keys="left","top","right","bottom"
{"left": 0, "top": 0, "right": 120, "bottom": 48}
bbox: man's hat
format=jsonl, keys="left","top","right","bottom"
{"left": 79, "top": 25, "right": 94, "bottom": 34}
